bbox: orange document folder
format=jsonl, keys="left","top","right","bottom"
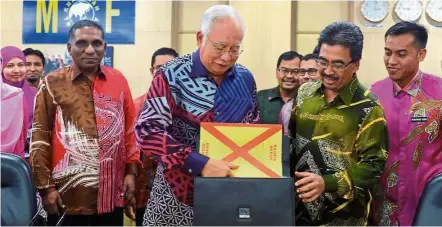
{"left": 199, "top": 122, "right": 283, "bottom": 178}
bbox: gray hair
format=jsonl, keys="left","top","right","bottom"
{"left": 199, "top": 5, "right": 245, "bottom": 36}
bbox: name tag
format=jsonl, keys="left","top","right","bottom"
{"left": 411, "top": 117, "right": 428, "bottom": 122}
{"left": 411, "top": 108, "right": 428, "bottom": 122}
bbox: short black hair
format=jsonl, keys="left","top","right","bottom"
{"left": 276, "top": 51, "right": 302, "bottom": 68}
{"left": 151, "top": 47, "right": 179, "bottom": 67}
{"left": 69, "top": 19, "right": 105, "bottom": 41}
{"left": 317, "top": 21, "right": 364, "bottom": 62}
{"left": 302, "top": 53, "right": 319, "bottom": 62}
{"left": 313, "top": 45, "right": 320, "bottom": 54}
{"left": 385, "top": 21, "right": 428, "bottom": 49}
{"left": 23, "top": 48, "right": 46, "bottom": 66}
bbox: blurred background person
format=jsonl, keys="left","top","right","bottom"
{"left": 257, "top": 51, "right": 302, "bottom": 124}
{"left": 1, "top": 54, "right": 27, "bottom": 158}
{"left": 133, "top": 47, "right": 178, "bottom": 227}
{"left": 1, "top": 46, "right": 37, "bottom": 159}
{"left": 298, "top": 53, "right": 321, "bottom": 84}
{"left": 23, "top": 48, "right": 46, "bottom": 88}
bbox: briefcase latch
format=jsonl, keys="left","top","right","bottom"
{"left": 238, "top": 208, "right": 251, "bottom": 219}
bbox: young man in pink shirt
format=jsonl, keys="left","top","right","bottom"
{"left": 371, "top": 21, "right": 442, "bottom": 226}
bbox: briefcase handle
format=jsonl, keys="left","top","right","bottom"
{"left": 28, "top": 206, "right": 67, "bottom": 226}
{"left": 28, "top": 206, "right": 43, "bottom": 226}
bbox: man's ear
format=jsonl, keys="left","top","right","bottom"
{"left": 103, "top": 42, "right": 107, "bottom": 55}
{"left": 417, "top": 48, "right": 427, "bottom": 62}
{"left": 197, "top": 31, "right": 204, "bottom": 48}
{"left": 67, "top": 42, "right": 72, "bottom": 55}
{"left": 352, "top": 60, "right": 360, "bottom": 74}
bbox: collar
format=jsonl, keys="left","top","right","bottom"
{"left": 190, "top": 49, "right": 236, "bottom": 79}
{"left": 268, "top": 86, "right": 282, "bottom": 101}
{"left": 392, "top": 70, "right": 422, "bottom": 97}
{"left": 315, "top": 77, "right": 359, "bottom": 106}
{"left": 70, "top": 62, "right": 106, "bottom": 81}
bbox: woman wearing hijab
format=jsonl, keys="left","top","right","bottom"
{"left": 1, "top": 46, "right": 37, "bottom": 128}
{"left": 1, "top": 46, "right": 38, "bottom": 159}
{"left": 2, "top": 51, "right": 48, "bottom": 224}
{"left": 1, "top": 55, "right": 28, "bottom": 158}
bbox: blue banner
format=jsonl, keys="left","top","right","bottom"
{"left": 23, "top": 0, "right": 135, "bottom": 44}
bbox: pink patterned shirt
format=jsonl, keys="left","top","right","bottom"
{"left": 371, "top": 71, "right": 442, "bottom": 226}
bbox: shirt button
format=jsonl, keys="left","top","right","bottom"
{"left": 189, "top": 169, "right": 192, "bottom": 173}
{"left": 216, "top": 112, "right": 220, "bottom": 116}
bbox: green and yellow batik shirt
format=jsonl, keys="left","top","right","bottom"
{"left": 289, "top": 78, "right": 388, "bottom": 226}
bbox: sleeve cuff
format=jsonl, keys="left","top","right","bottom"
{"left": 38, "top": 186, "right": 56, "bottom": 196}
{"left": 126, "top": 163, "right": 139, "bottom": 176}
{"left": 323, "top": 174, "right": 338, "bottom": 192}
{"left": 183, "top": 152, "right": 209, "bottom": 176}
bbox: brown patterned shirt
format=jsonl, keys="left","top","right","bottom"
{"left": 30, "top": 64, "right": 139, "bottom": 215}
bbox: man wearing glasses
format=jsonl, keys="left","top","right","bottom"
{"left": 288, "top": 22, "right": 388, "bottom": 225}
{"left": 298, "top": 53, "right": 321, "bottom": 84}
{"left": 134, "top": 47, "right": 179, "bottom": 116}
{"left": 280, "top": 52, "right": 321, "bottom": 135}
{"left": 135, "top": 5, "right": 260, "bottom": 226}
{"left": 257, "top": 51, "right": 302, "bottom": 124}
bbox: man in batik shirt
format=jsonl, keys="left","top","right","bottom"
{"left": 30, "top": 20, "right": 139, "bottom": 226}
{"left": 371, "top": 21, "right": 442, "bottom": 226}
{"left": 135, "top": 5, "right": 259, "bottom": 226}
{"left": 288, "top": 21, "right": 388, "bottom": 226}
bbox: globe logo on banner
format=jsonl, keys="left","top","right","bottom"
{"left": 65, "top": 0, "right": 99, "bottom": 27}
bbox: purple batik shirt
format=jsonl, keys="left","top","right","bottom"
{"left": 371, "top": 71, "right": 442, "bottom": 226}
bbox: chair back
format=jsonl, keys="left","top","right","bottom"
{"left": 413, "top": 172, "right": 442, "bottom": 226}
{"left": 1, "top": 153, "right": 36, "bottom": 226}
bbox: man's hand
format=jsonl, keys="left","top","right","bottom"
{"left": 123, "top": 174, "right": 136, "bottom": 220}
{"left": 124, "top": 203, "right": 136, "bottom": 220}
{"left": 295, "top": 172, "right": 325, "bottom": 203}
{"left": 43, "top": 190, "right": 65, "bottom": 215}
{"left": 202, "top": 159, "right": 238, "bottom": 177}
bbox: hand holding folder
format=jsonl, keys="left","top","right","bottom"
{"left": 199, "top": 123, "right": 283, "bottom": 178}
{"left": 201, "top": 159, "right": 239, "bottom": 177}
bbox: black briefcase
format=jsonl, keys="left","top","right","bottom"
{"left": 193, "top": 177, "right": 295, "bottom": 226}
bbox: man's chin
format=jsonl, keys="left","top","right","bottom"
{"left": 281, "top": 85, "right": 298, "bottom": 92}
{"left": 388, "top": 73, "right": 401, "bottom": 80}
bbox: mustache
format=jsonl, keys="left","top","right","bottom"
{"left": 321, "top": 71, "right": 338, "bottom": 80}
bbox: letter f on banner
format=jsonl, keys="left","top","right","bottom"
{"left": 106, "top": 0, "right": 120, "bottom": 33}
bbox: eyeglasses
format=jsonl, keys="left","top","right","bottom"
{"left": 298, "top": 68, "right": 318, "bottom": 76}
{"left": 206, "top": 36, "right": 243, "bottom": 57}
{"left": 316, "top": 58, "right": 353, "bottom": 71}
{"left": 278, "top": 68, "right": 299, "bottom": 76}
{"left": 152, "top": 65, "right": 163, "bottom": 71}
